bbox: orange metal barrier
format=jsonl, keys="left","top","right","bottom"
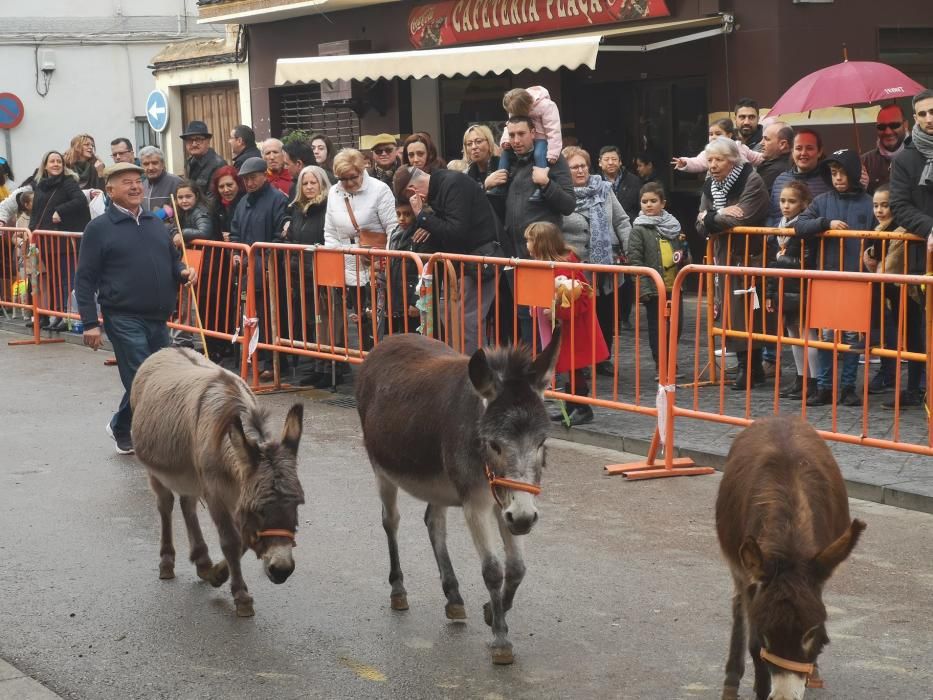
{"left": 246, "top": 242, "right": 425, "bottom": 390}
{"left": 669, "top": 262, "right": 933, "bottom": 457}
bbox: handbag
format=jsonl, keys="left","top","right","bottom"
{"left": 344, "top": 196, "right": 387, "bottom": 249}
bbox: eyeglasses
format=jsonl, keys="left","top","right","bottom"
{"left": 875, "top": 121, "right": 903, "bottom": 131}
{"left": 337, "top": 174, "right": 361, "bottom": 182}
{"left": 917, "top": 110, "right": 931, "bottom": 119}
{"left": 185, "top": 137, "right": 208, "bottom": 144}
{"left": 569, "top": 164, "right": 590, "bottom": 171}
{"left": 464, "top": 139, "right": 486, "bottom": 148}
{"left": 111, "top": 150, "right": 131, "bottom": 158}
{"left": 372, "top": 147, "right": 395, "bottom": 155}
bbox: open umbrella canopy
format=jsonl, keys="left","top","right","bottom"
{"left": 767, "top": 61, "right": 925, "bottom": 117}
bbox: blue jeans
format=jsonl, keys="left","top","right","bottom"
{"left": 818, "top": 329, "right": 859, "bottom": 391}
{"left": 498, "top": 139, "right": 549, "bottom": 172}
{"left": 104, "top": 314, "right": 171, "bottom": 439}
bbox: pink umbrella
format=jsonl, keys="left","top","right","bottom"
{"left": 766, "top": 60, "right": 924, "bottom": 151}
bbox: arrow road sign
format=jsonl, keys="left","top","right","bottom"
{"left": 0, "top": 93, "right": 25, "bottom": 129}
{"left": 146, "top": 90, "right": 169, "bottom": 133}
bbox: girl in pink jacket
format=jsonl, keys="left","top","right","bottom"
{"left": 671, "top": 118, "right": 763, "bottom": 174}
{"left": 495, "top": 86, "right": 563, "bottom": 200}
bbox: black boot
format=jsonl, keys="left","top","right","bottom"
{"left": 780, "top": 375, "right": 803, "bottom": 399}
{"left": 567, "top": 404, "right": 594, "bottom": 426}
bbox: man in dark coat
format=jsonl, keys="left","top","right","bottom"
{"left": 598, "top": 145, "right": 642, "bottom": 221}
{"left": 756, "top": 122, "right": 793, "bottom": 193}
{"left": 889, "top": 89, "right": 933, "bottom": 408}
{"left": 485, "top": 116, "right": 575, "bottom": 258}
{"left": 74, "top": 162, "right": 197, "bottom": 454}
{"left": 229, "top": 124, "right": 262, "bottom": 171}
{"left": 397, "top": 166, "right": 502, "bottom": 354}
{"left": 735, "top": 97, "right": 764, "bottom": 150}
{"left": 182, "top": 121, "right": 226, "bottom": 203}
{"left": 862, "top": 104, "right": 910, "bottom": 194}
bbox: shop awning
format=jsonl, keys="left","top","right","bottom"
{"left": 274, "top": 16, "right": 730, "bottom": 85}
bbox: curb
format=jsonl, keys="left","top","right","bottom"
{"left": 0, "top": 659, "right": 63, "bottom": 700}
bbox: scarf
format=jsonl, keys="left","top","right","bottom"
{"left": 877, "top": 138, "right": 905, "bottom": 161}
{"left": 710, "top": 163, "right": 743, "bottom": 208}
{"left": 573, "top": 174, "right": 613, "bottom": 265}
{"left": 776, "top": 215, "right": 799, "bottom": 252}
{"left": 912, "top": 124, "right": 933, "bottom": 187}
{"left": 633, "top": 210, "right": 681, "bottom": 241}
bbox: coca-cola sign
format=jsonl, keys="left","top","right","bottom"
{"left": 408, "top": 0, "right": 671, "bottom": 49}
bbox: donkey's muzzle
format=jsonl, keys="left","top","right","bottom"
{"left": 264, "top": 548, "right": 296, "bottom": 584}
{"left": 504, "top": 508, "right": 538, "bottom": 536}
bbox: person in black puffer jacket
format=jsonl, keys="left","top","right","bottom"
{"left": 29, "top": 150, "right": 91, "bottom": 330}
{"left": 284, "top": 165, "right": 332, "bottom": 386}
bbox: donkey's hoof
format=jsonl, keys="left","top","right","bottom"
{"left": 721, "top": 685, "right": 739, "bottom": 700}
{"left": 207, "top": 562, "right": 230, "bottom": 588}
{"left": 445, "top": 603, "right": 466, "bottom": 620}
{"left": 491, "top": 646, "right": 514, "bottom": 665}
{"left": 158, "top": 563, "right": 175, "bottom": 580}
{"left": 390, "top": 594, "right": 409, "bottom": 611}
{"left": 235, "top": 600, "right": 255, "bottom": 617}
{"left": 483, "top": 602, "right": 493, "bottom": 627}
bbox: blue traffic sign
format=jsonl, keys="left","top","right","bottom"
{"left": 0, "top": 93, "right": 25, "bottom": 129}
{"left": 146, "top": 90, "right": 169, "bottom": 133}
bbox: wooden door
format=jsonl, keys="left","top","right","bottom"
{"left": 181, "top": 83, "right": 240, "bottom": 163}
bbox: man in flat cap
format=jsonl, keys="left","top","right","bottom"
{"left": 74, "top": 162, "right": 198, "bottom": 455}
{"left": 181, "top": 120, "right": 226, "bottom": 204}
{"left": 367, "top": 133, "right": 401, "bottom": 187}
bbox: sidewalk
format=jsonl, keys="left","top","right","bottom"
{"left": 0, "top": 659, "right": 62, "bottom": 700}
{"left": 4, "top": 294, "right": 930, "bottom": 514}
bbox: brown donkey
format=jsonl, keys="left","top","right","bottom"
{"left": 716, "top": 415, "right": 866, "bottom": 700}
{"left": 131, "top": 347, "right": 305, "bottom": 617}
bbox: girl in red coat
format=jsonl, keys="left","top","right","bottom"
{"left": 524, "top": 222, "right": 609, "bottom": 426}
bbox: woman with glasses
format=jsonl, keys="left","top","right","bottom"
{"left": 462, "top": 125, "right": 500, "bottom": 189}
{"left": 63, "top": 134, "right": 104, "bottom": 190}
{"left": 321, "top": 149, "right": 398, "bottom": 383}
{"left": 561, "top": 146, "right": 631, "bottom": 376}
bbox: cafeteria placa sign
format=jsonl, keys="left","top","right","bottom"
{"left": 408, "top": 0, "right": 670, "bottom": 48}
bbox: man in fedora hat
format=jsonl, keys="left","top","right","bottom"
{"left": 181, "top": 120, "right": 225, "bottom": 203}
{"left": 74, "top": 161, "right": 198, "bottom": 455}
{"left": 367, "top": 133, "right": 400, "bottom": 187}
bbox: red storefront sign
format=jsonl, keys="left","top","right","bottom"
{"left": 408, "top": 0, "right": 671, "bottom": 49}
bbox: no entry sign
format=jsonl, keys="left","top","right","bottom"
{"left": 0, "top": 93, "right": 25, "bottom": 129}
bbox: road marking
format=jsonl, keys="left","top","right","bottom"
{"left": 338, "top": 655, "right": 386, "bottom": 682}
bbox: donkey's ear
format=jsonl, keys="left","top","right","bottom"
{"left": 739, "top": 536, "right": 766, "bottom": 583}
{"left": 228, "top": 413, "right": 260, "bottom": 472}
{"left": 281, "top": 403, "right": 304, "bottom": 455}
{"left": 468, "top": 348, "right": 500, "bottom": 400}
{"left": 813, "top": 519, "right": 866, "bottom": 582}
{"left": 532, "top": 326, "right": 561, "bottom": 394}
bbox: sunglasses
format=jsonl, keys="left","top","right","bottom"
{"left": 372, "top": 147, "right": 395, "bottom": 155}
{"left": 875, "top": 121, "right": 903, "bottom": 131}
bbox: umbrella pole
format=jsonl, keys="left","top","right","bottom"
{"left": 851, "top": 107, "right": 862, "bottom": 154}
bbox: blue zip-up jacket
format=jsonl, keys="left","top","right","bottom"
{"left": 74, "top": 205, "right": 186, "bottom": 329}
{"left": 794, "top": 189, "right": 874, "bottom": 272}
{"left": 768, "top": 167, "right": 832, "bottom": 226}
{"left": 229, "top": 182, "right": 288, "bottom": 246}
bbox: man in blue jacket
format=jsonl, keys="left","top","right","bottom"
{"left": 75, "top": 162, "right": 197, "bottom": 454}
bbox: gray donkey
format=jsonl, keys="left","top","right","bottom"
{"left": 131, "top": 347, "right": 305, "bottom": 617}
{"left": 355, "top": 330, "right": 560, "bottom": 665}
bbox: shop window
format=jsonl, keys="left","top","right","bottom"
{"left": 879, "top": 28, "right": 933, "bottom": 87}
{"left": 439, "top": 75, "right": 517, "bottom": 160}
{"left": 275, "top": 85, "right": 361, "bottom": 150}
{"left": 135, "top": 117, "right": 161, "bottom": 151}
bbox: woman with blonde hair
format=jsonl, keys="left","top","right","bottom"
{"left": 462, "top": 124, "right": 500, "bottom": 187}
{"left": 320, "top": 149, "right": 398, "bottom": 384}
{"left": 63, "top": 133, "right": 104, "bottom": 189}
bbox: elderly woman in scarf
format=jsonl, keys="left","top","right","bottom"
{"left": 561, "top": 146, "right": 631, "bottom": 375}
{"left": 696, "top": 136, "right": 771, "bottom": 389}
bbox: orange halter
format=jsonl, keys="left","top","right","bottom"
{"left": 255, "top": 529, "right": 297, "bottom": 547}
{"left": 484, "top": 463, "right": 541, "bottom": 508}
{"left": 759, "top": 649, "right": 822, "bottom": 688}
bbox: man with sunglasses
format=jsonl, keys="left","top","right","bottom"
{"left": 367, "top": 134, "right": 400, "bottom": 187}
{"left": 862, "top": 104, "right": 909, "bottom": 194}
{"left": 181, "top": 120, "right": 225, "bottom": 205}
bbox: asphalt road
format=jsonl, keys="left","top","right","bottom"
{"left": 2, "top": 335, "right": 932, "bottom": 699}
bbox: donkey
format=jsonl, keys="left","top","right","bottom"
{"left": 716, "top": 415, "right": 866, "bottom": 700}
{"left": 131, "top": 347, "right": 305, "bottom": 618}
{"left": 355, "top": 329, "right": 560, "bottom": 665}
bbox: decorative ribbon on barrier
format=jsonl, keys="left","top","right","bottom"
{"left": 416, "top": 272, "right": 433, "bottom": 336}
{"left": 231, "top": 316, "right": 260, "bottom": 358}
{"left": 656, "top": 383, "right": 676, "bottom": 446}
{"left": 732, "top": 284, "right": 760, "bottom": 310}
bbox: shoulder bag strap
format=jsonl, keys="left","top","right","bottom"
{"left": 343, "top": 195, "right": 361, "bottom": 242}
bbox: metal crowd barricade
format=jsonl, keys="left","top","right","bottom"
{"left": 669, "top": 261, "right": 933, "bottom": 456}
{"left": 420, "top": 251, "right": 714, "bottom": 479}
{"left": 247, "top": 242, "right": 425, "bottom": 391}
{"left": 168, "top": 239, "right": 252, "bottom": 375}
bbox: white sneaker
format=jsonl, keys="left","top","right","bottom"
{"left": 105, "top": 422, "right": 135, "bottom": 455}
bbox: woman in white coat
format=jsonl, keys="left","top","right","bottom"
{"left": 321, "top": 149, "right": 398, "bottom": 380}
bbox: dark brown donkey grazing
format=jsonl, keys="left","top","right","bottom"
{"left": 716, "top": 415, "right": 866, "bottom": 700}
{"left": 355, "top": 330, "right": 560, "bottom": 665}
{"left": 131, "top": 347, "right": 305, "bottom": 617}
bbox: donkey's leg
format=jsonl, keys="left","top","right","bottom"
{"left": 205, "top": 498, "right": 253, "bottom": 617}
{"left": 376, "top": 472, "right": 408, "bottom": 611}
{"left": 463, "top": 498, "right": 512, "bottom": 665}
{"left": 424, "top": 504, "right": 465, "bottom": 620}
{"left": 491, "top": 516, "right": 526, "bottom": 622}
{"left": 722, "top": 577, "right": 747, "bottom": 700}
{"left": 749, "top": 631, "right": 770, "bottom": 700}
{"left": 148, "top": 475, "right": 176, "bottom": 580}
{"left": 178, "top": 495, "right": 217, "bottom": 583}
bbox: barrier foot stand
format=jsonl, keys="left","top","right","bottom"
{"left": 8, "top": 336, "right": 65, "bottom": 347}
{"left": 604, "top": 428, "right": 713, "bottom": 479}
{"left": 253, "top": 382, "right": 305, "bottom": 395}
